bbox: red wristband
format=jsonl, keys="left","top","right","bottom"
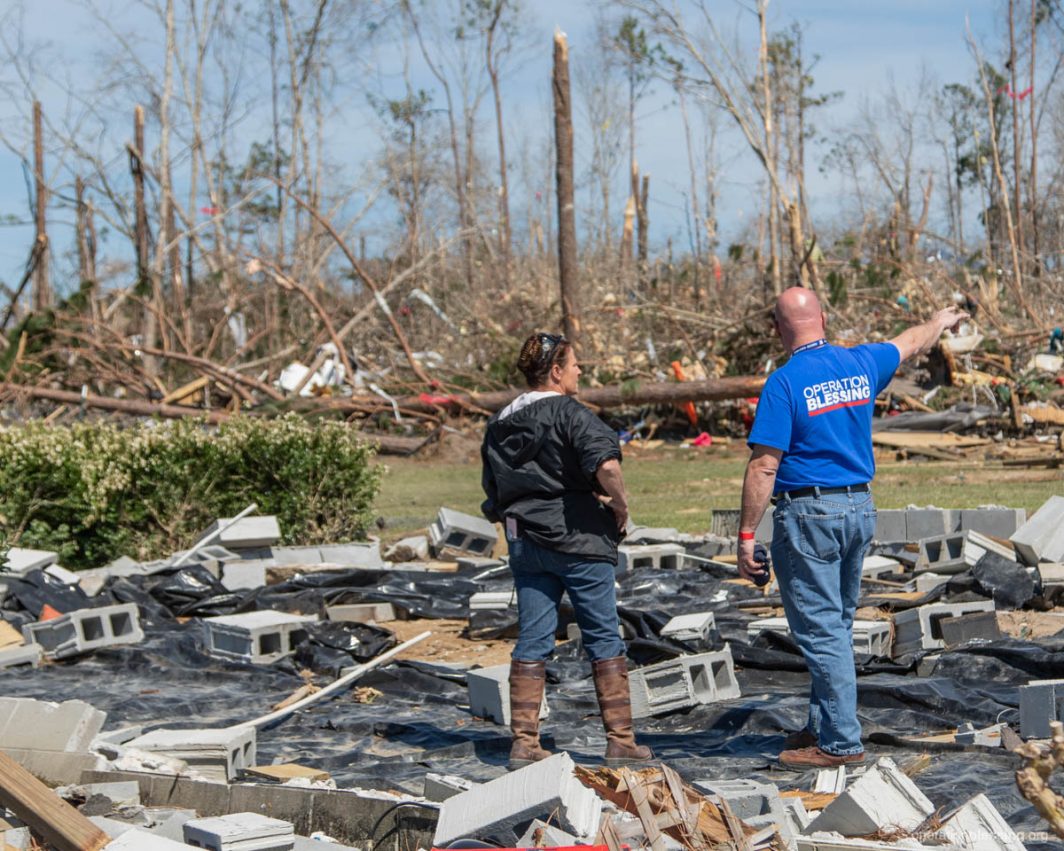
{"left": 738, "top": 531, "right": 755, "bottom": 541}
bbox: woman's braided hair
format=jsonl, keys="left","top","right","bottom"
{"left": 517, "top": 332, "right": 571, "bottom": 388}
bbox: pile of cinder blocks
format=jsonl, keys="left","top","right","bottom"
{"left": 465, "top": 663, "right": 548, "bottom": 725}
{"left": 22, "top": 602, "right": 144, "bottom": 660}
{"left": 203, "top": 611, "right": 317, "bottom": 664}
{"left": 428, "top": 507, "right": 498, "bottom": 558}
{"left": 628, "top": 647, "right": 740, "bottom": 718}
{"left": 184, "top": 811, "right": 294, "bottom": 850}
{"left": 433, "top": 752, "right": 601, "bottom": 847}
{"left": 891, "top": 600, "right": 997, "bottom": 656}
{"left": 126, "top": 726, "right": 256, "bottom": 782}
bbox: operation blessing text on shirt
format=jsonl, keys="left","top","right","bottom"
{"left": 802, "top": 374, "right": 872, "bottom": 415}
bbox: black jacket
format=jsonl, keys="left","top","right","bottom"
{"left": 480, "top": 394, "right": 622, "bottom": 562}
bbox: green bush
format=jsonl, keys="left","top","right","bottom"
{"left": 0, "top": 415, "right": 381, "bottom": 569}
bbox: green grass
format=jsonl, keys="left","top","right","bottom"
{"left": 373, "top": 448, "right": 1063, "bottom": 540}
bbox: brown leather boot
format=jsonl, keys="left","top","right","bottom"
{"left": 508, "top": 660, "right": 551, "bottom": 770}
{"left": 592, "top": 656, "right": 654, "bottom": 766}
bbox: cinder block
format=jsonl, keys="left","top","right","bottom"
{"left": 861, "top": 556, "right": 900, "bottom": 579}
{"left": 891, "top": 601, "right": 996, "bottom": 656}
{"left": 906, "top": 507, "right": 950, "bottom": 542}
{"left": 695, "top": 778, "right": 793, "bottom": 850}
{"left": 433, "top": 752, "right": 602, "bottom": 846}
{"left": 0, "top": 644, "right": 43, "bottom": 669}
{"left": 781, "top": 797, "right": 811, "bottom": 835}
{"left": 874, "top": 510, "right": 907, "bottom": 543}
{"left": 914, "top": 534, "right": 967, "bottom": 574}
{"left": 22, "top": 603, "right": 143, "bottom": 660}
{"left": 204, "top": 611, "right": 317, "bottom": 664}
{"left": 423, "top": 772, "right": 478, "bottom": 802}
{"left": 221, "top": 562, "right": 268, "bottom": 591}
{"left": 617, "top": 543, "right": 686, "bottom": 573}
{"left": 325, "top": 602, "right": 396, "bottom": 623}
{"left": 628, "top": 647, "right": 740, "bottom": 718}
{"left": 44, "top": 564, "right": 80, "bottom": 585}
{"left": 938, "top": 610, "right": 1001, "bottom": 648}
{"left": 105, "top": 828, "right": 194, "bottom": 849}
{"left": 813, "top": 766, "right": 847, "bottom": 795}
{"left": 202, "top": 515, "right": 282, "bottom": 548}
{"left": 915, "top": 572, "right": 949, "bottom": 593}
{"left": 468, "top": 591, "right": 514, "bottom": 611}
{"left": 0, "top": 698, "right": 106, "bottom": 752}
{"left": 317, "top": 542, "right": 385, "bottom": 568}
{"left": 1020, "top": 678, "right": 1064, "bottom": 739}
{"left": 660, "top": 612, "right": 716, "bottom": 644}
{"left": 2, "top": 548, "right": 58, "bottom": 573}
{"left": 939, "top": 793, "right": 1025, "bottom": 851}
{"left": 963, "top": 529, "right": 1016, "bottom": 567}
{"left": 747, "top": 618, "right": 891, "bottom": 657}
{"left": 184, "top": 812, "right": 294, "bottom": 850}
{"left": 465, "top": 663, "right": 547, "bottom": 726}
{"left": 428, "top": 508, "right": 498, "bottom": 558}
{"left": 954, "top": 722, "right": 1005, "bottom": 747}
{"left": 1011, "top": 495, "right": 1064, "bottom": 565}
{"left": 1038, "top": 562, "right": 1064, "bottom": 586}
{"left": 128, "top": 727, "right": 256, "bottom": 783}
{"left": 806, "top": 757, "right": 934, "bottom": 836}
{"left": 959, "top": 507, "right": 1026, "bottom": 539}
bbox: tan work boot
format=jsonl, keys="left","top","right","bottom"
{"left": 592, "top": 656, "right": 654, "bottom": 766}
{"left": 508, "top": 659, "right": 552, "bottom": 770}
{"left": 779, "top": 746, "right": 865, "bottom": 768}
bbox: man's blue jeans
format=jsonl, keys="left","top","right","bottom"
{"left": 770, "top": 489, "right": 877, "bottom": 756}
{"left": 509, "top": 537, "right": 625, "bottom": 663}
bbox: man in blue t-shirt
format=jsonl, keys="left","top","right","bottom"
{"left": 738, "top": 287, "right": 967, "bottom": 768}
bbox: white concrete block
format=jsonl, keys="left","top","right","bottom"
{"left": 938, "top": 793, "right": 1025, "bottom": 851}
{"left": 184, "top": 812, "right": 294, "bottom": 850}
{"left": 2, "top": 548, "right": 58, "bottom": 573}
{"left": 813, "top": 767, "right": 847, "bottom": 795}
{"left": 468, "top": 591, "right": 514, "bottom": 611}
{"left": 1010, "top": 495, "right": 1064, "bottom": 565}
{"left": 22, "top": 603, "right": 144, "bottom": 660}
{"left": 105, "top": 828, "right": 192, "bottom": 849}
{"left": 892, "top": 601, "right": 996, "bottom": 656}
{"left": 317, "top": 542, "right": 385, "bottom": 568}
{"left": 221, "top": 562, "right": 268, "bottom": 591}
{"left": 747, "top": 618, "right": 891, "bottom": 657}
{"left": 128, "top": 727, "right": 256, "bottom": 782}
{"left": 326, "top": 602, "right": 396, "bottom": 623}
{"left": 203, "top": 515, "right": 282, "bottom": 548}
{"left": 0, "top": 698, "right": 106, "bottom": 752}
{"left": 617, "top": 543, "right": 686, "bottom": 573}
{"left": 204, "top": 611, "right": 317, "bottom": 664}
{"left": 963, "top": 530, "right": 1016, "bottom": 567}
{"left": 915, "top": 573, "right": 949, "bottom": 594}
{"left": 661, "top": 612, "right": 716, "bottom": 644}
{"left": 423, "top": 772, "right": 478, "bottom": 802}
{"left": 433, "top": 752, "right": 602, "bottom": 846}
{"left": 862, "top": 556, "right": 900, "bottom": 579}
{"left": 44, "top": 564, "right": 81, "bottom": 585}
{"left": 629, "top": 647, "right": 740, "bottom": 718}
{"left": 806, "top": 757, "right": 934, "bottom": 836}
{"left": 429, "top": 508, "right": 498, "bottom": 558}
{"left": 466, "top": 663, "right": 547, "bottom": 726}
{"left": 0, "top": 644, "right": 43, "bottom": 669}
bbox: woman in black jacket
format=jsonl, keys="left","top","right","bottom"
{"left": 481, "top": 332, "right": 653, "bottom": 769}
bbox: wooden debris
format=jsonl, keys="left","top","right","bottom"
{"left": 245, "top": 763, "right": 331, "bottom": 783}
{"left": 1013, "top": 719, "right": 1064, "bottom": 839}
{"left": 0, "top": 750, "right": 110, "bottom": 851}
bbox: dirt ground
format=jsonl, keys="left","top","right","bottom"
{"left": 388, "top": 617, "right": 515, "bottom": 667}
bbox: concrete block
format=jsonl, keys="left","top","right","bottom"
{"left": 44, "top": 564, "right": 81, "bottom": 585}
{"left": 813, "top": 766, "right": 847, "bottom": 795}
{"left": 617, "top": 543, "right": 686, "bottom": 573}
{"left": 204, "top": 611, "right": 317, "bottom": 664}
{"left": 433, "top": 752, "right": 602, "bottom": 846}
{"left": 962, "top": 530, "right": 1014, "bottom": 567}
{"left": 748, "top": 618, "right": 891, "bottom": 657}
{"left": 1038, "top": 562, "right": 1064, "bottom": 586}
{"left": 0, "top": 644, "right": 42, "bottom": 669}
{"left": 95, "top": 725, "right": 144, "bottom": 746}
{"left": 1020, "top": 678, "right": 1064, "bottom": 739}
{"left": 22, "top": 603, "right": 144, "bottom": 660}
{"left": 57, "top": 780, "right": 142, "bottom": 810}
{"left": 325, "top": 602, "right": 396, "bottom": 623}
{"left": 468, "top": 591, "right": 514, "bottom": 611}
{"left": 938, "top": 611, "right": 1001, "bottom": 648}
{"left": 915, "top": 572, "right": 949, "bottom": 593}
{"left": 939, "top": 793, "right": 1025, "bottom": 851}
{"left": 428, "top": 507, "right": 498, "bottom": 558}
{"left": 959, "top": 507, "right": 1026, "bottom": 539}
{"left": 806, "top": 757, "right": 934, "bottom": 836}
{"left": 915, "top": 534, "right": 967, "bottom": 574}
{"left": 317, "top": 542, "right": 384, "bottom": 569}
{"left": 874, "top": 510, "right": 907, "bottom": 542}
{"left": 202, "top": 515, "right": 282, "bottom": 548}
{"left": 271, "top": 546, "right": 324, "bottom": 566}
{"left": 861, "top": 556, "right": 900, "bottom": 579}
{"left": 781, "top": 797, "right": 811, "bottom": 835}
{"left": 695, "top": 778, "right": 792, "bottom": 849}
{"left": 1011, "top": 495, "right": 1064, "bottom": 565}
{"left": 892, "top": 601, "right": 996, "bottom": 656}
{"left": 184, "top": 812, "right": 294, "bottom": 850}
{"left": 423, "top": 772, "right": 477, "bottom": 802}
{"left": 221, "top": 562, "right": 268, "bottom": 591}
{"left": 128, "top": 727, "right": 256, "bottom": 782}
{"left": 906, "top": 507, "right": 951, "bottom": 542}
{"left": 466, "top": 663, "right": 547, "bottom": 725}
{"left": 628, "top": 647, "right": 740, "bottom": 718}
{"left": 954, "top": 722, "right": 1005, "bottom": 747}
{"left": 2, "top": 548, "right": 58, "bottom": 573}
{"left": 0, "top": 698, "right": 106, "bottom": 752}
{"left": 660, "top": 612, "right": 716, "bottom": 644}
{"left": 105, "top": 828, "right": 192, "bottom": 849}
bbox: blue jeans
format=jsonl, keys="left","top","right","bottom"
{"left": 770, "top": 489, "right": 877, "bottom": 756}
{"left": 509, "top": 537, "right": 625, "bottom": 663}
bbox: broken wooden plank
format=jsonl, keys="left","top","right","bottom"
{"left": 716, "top": 795, "right": 754, "bottom": 851}
{"left": 161, "top": 375, "right": 209, "bottom": 405}
{"left": 620, "top": 768, "right": 669, "bottom": 851}
{"left": 0, "top": 750, "right": 110, "bottom": 851}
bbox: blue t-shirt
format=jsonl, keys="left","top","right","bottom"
{"left": 748, "top": 341, "right": 901, "bottom": 492}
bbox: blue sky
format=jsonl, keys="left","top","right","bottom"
{"left": 0, "top": 0, "right": 1003, "bottom": 297}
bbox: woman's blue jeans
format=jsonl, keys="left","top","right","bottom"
{"left": 509, "top": 537, "right": 625, "bottom": 663}
{"left": 770, "top": 489, "right": 877, "bottom": 756}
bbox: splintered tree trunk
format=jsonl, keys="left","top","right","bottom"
{"left": 1008, "top": 0, "right": 1025, "bottom": 271}
{"left": 75, "top": 177, "right": 97, "bottom": 296}
{"left": 637, "top": 172, "right": 649, "bottom": 287}
{"left": 553, "top": 30, "right": 581, "bottom": 351}
{"left": 132, "top": 106, "right": 150, "bottom": 291}
{"left": 32, "top": 101, "right": 50, "bottom": 312}
{"left": 1029, "top": 0, "right": 1040, "bottom": 274}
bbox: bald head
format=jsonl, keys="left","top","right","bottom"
{"left": 774, "top": 287, "right": 826, "bottom": 351}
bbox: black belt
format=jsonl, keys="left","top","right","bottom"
{"left": 772, "top": 483, "right": 869, "bottom": 504}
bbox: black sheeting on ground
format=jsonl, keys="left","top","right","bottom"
{"left": 1, "top": 562, "right": 1059, "bottom": 850}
